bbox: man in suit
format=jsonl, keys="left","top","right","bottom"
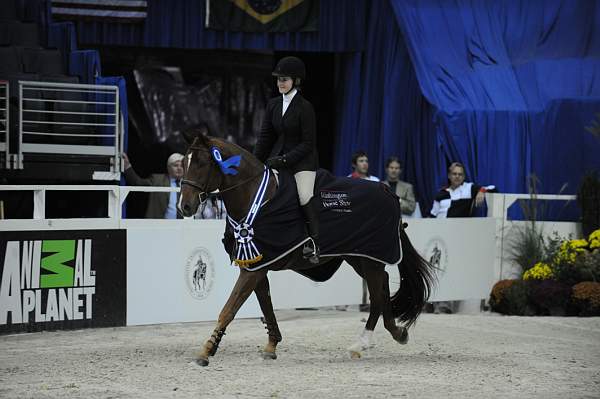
{"left": 122, "top": 152, "right": 184, "bottom": 219}
{"left": 382, "top": 157, "right": 416, "bottom": 217}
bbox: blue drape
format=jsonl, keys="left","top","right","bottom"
{"left": 47, "top": 22, "right": 77, "bottom": 68}
{"left": 95, "top": 76, "right": 128, "bottom": 153}
{"left": 69, "top": 50, "right": 101, "bottom": 84}
{"left": 332, "top": 0, "right": 441, "bottom": 214}
{"left": 390, "top": 0, "right": 600, "bottom": 207}
{"left": 69, "top": 0, "right": 368, "bottom": 51}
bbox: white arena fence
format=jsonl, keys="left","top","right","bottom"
{"left": 0, "top": 186, "right": 579, "bottom": 334}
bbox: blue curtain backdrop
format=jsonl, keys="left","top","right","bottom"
{"left": 390, "top": 0, "right": 600, "bottom": 214}
{"left": 331, "top": 0, "right": 441, "bottom": 214}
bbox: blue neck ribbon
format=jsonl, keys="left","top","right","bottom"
{"left": 211, "top": 146, "right": 241, "bottom": 176}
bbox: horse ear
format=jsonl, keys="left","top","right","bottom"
{"left": 181, "top": 124, "right": 210, "bottom": 144}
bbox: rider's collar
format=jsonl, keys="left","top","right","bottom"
{"left": 282, "top": 88, "right": 297, "bottom": 101}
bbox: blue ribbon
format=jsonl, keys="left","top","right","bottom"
{"left": 211, "top": 147, "right": 241, "bottom": 176}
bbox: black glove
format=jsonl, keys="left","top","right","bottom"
{"left": 266, "top": 155, "right": 286, "bottom": 169}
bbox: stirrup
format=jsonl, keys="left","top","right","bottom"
{"left": 303, "top": 238, "right": 319, "bottom": 264}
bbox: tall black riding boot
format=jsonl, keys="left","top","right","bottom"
{"left": 301, "top": 198, "right": 320, "bottom": 264}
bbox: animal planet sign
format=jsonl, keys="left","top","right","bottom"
{"left": 0, "top": 230, "right": 126, "bottom": 334}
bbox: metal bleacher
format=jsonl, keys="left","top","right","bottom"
{"left": 0, "top": 79, "right": 123, "bottom": 179}
{"left": 0, "top": 2, "right": 123, "bottom": 180}
{"left": 17, "top": 80, "right": 122, "bottom": 173}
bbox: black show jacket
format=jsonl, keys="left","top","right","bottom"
{"left": 254, "top": 92, "right": 319, "bottom": 173}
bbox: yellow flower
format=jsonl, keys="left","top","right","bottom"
{"left": 589, "top": 229, "right": 600, "bottom": 250}
{"left": 570, "top": 239, "right": 588, "bottom": 249}
{"left": 523, "top": 262, "right": 554, "bottom": 281}
{"left": 555, "top": 238, "right": 589, "bottom": 264}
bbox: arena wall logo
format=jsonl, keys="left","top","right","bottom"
{"left": 0, "top": 239, "right": 96, "bottom": 325}
{"left": 423, "top": 236, "right": 449, "bottom": 276}
{"left": 185, "top": 247, "right": 215, "bottom": 300}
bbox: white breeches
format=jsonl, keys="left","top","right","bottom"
{"left": 294, "top": 171, "right": 316, "bottom": 206}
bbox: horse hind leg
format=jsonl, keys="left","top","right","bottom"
{"left": 254, "top": 275, "right": 282, "bottom": 360}
{"left": 347, "top": 259, "right": 386, "bottom": 359}
{"left": 381, "top": 270, "right": 408, "bottom": 345}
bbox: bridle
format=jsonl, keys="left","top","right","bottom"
{"left": 180, "top": 145, "right": 266, "bottom": 205}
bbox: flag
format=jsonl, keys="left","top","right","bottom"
{"left": 51, "top": 0, "right": 148, "bottom": 24}
{"left": 206, "top": 0, "right": 318, "bottom": 32}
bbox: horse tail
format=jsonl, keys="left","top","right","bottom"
{"left": 390, "top": 225, "right": 437, "bottom": 328}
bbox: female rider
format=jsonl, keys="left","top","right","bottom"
{"left": 254, "top": 56, "right": 320, "bottom": 264}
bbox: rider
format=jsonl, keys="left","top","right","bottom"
{"left": 254, "top": 56, "right": 320, "bottom": 264}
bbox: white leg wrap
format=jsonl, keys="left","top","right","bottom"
{"left": 348, "top": 329, "right": 374, "bottom": 352}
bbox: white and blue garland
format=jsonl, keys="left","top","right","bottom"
{"left": 226, "top": 165, "right": 270, "bottom": 267}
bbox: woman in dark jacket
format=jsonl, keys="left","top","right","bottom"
{"left": 254, "top": 56, "right": 320, "bottom": 264}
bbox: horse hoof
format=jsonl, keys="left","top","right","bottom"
{"left": 349, "top": 351, "right": 362, "bottom": 359}
{"left": 262, "top": 351, "right": 277, "bottom": 360}
{"left": 394, "top": 327, "right": 409, "bottom": 345}
{"left": 196, "top": 358, "right": 209, "bottom": 367}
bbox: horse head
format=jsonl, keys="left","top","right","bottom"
{"left": 178, "top": 131, "right": 264, "bottom": 218}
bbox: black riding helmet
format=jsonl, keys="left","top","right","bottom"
{"left": 272, "top": 56, "right": 306, "bottom": 81}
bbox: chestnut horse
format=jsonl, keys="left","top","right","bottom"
{"left": 178, "top": 135, "right": 435, "bottom": 366}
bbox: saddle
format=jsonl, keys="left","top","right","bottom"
{"left": 222, "top": 169, "right": 403, "bottom": 271}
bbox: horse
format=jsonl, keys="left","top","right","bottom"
{"left": 178, "top": 134, "right": 436, "bottom": 366}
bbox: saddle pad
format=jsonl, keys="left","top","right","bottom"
{"left": 222, "top": 169, "right": 403, "bottom": 271}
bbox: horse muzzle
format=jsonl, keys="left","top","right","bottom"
{"left": 178, "top": 190, "right": 206, "bottom": 218}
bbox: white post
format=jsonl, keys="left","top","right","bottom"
{"left": 487, "top": 193, "right": 507, "bottom": 282}
{"left": 32, "top": 189, "right": 45, "bottom": 219}
{"left": 107, "top": 188, "right": 119, "bottom": 220}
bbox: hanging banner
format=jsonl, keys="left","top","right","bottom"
{"left": 206, "top": 0, "right": 318, "bottom": 32}
{"left": 51, "top": 0, "right": 148, "bottom": 24}
{"left": 0, "top": 230, "right": 126, "bottom": 334}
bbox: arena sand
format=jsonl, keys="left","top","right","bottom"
{"left": 1, "top": 310, "right": 599, "bottom": 398}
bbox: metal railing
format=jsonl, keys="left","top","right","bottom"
{"left": 17, "top": 80, "right": 121, "bottom": 173}
{"left": 0, "top": 80, "right": 8, "bottom": 169}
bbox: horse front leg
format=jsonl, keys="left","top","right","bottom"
{"left": 196, "top": 268, "right": 267, "bottom": 366}
{"left": 254, "top": 275, "right": 282, "bottom": 360}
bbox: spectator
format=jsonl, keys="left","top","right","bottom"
{"left": 382, "top": 157, "right": 416, "bottom": 217}
{"left": 430, "top": 162, "right": 494, "bottom": 218}
{"left": 122, "top": 152, "right": 184, "bottom": 219}
{"left": 348, "top": 150, "right": 380, "bottom": 181}
{"left": 429, "top": 161, "right": 495, "bottom": 314}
